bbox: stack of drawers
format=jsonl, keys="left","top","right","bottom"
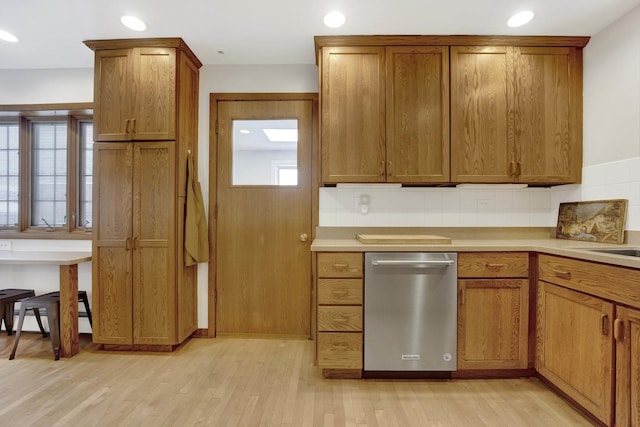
{"left": 316, "top": 253, "right": 363, "bottom": 370}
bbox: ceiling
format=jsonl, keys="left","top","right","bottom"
{"left": 1, "top": 0, "right": 640, "bottom": 70}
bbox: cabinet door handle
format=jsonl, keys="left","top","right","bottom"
{"left": 459, "top": 288, "right": 465, "bottom": 305}
{"left": 379, "top": 160, "right": 385, "bottom": 177}
{"left": 131, "top": 118, "right": 136, "bottom": 135}
{"left": 509, "top": 161, "right": 516, "bottom": 176}
{"left": 516, "top": 161, "right": 522, "bottom": 177}
{"left": 388, "top": 161, "right": 393, "bottom": 177}
{"left": 553, "top": 270, "right": 572, "bottom": 280}
{"left": 332, "top": 263, "right": 349, "bottom": 270}
{"left": 125, "top": 119, "right": 131, "bottom": 135}
{"left": 125, "top": 238, "right": 131, "bottom": 251}
{"left": 601, "top": 314, "right": 610, "bottom": 336}
{"left": 614, "top": 318, "right": 624, "bottom": 341}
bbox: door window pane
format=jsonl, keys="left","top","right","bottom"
{"left": 31, "top": 122, "right": 67, "bottom": 227}
{"left": 0, "top": 123, "right": 19, "bottom": 227}
{"left": 232, "top": 119, "right": 298, "bottom": 186}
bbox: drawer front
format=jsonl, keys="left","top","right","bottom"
{"left": 318, "top": 306, "right": 362, "bottom": 331}
{"left": 318, "top": 279, "right": 363, "bottom": 305}
{"left": 458, "top": 252, "right": 529, "bottom": 278}
{"left": 317, "top": 253, "right": 363, "bottom": 278}
{"left": 538, "top": 254, "right": 640, "bottom": 307}
{"left": 317, "top": 332, "right": 363, "bottom": 369}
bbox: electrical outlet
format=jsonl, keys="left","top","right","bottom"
{"left": 0, "top": 240, "right": 12, "bottom": 251}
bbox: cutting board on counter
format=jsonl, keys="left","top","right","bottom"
{"left": 356, "top": 234, "right": 452, "bottom": 244}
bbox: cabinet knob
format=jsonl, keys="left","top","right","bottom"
{"left": 299, "top": 233, "right": 309, "bottom": 242}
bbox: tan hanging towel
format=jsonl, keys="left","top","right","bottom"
{"left": 185, "top": 152, "right": 209, "bottom": 266}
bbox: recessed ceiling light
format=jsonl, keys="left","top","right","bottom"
{"left": 507, "top": 11, "right": 534, "bottom": 28}
{"left": 120, "top": 16, "right": 147, "bottom": 32}
{"left": 324, "top": 11, "right": 346, "bottom": 28}
{"left": 0, "top": 29, "right": 19, "bottom": 43}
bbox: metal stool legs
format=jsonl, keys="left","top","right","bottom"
{"left": 9, "top": 295, "right": 61, "bottom": 361}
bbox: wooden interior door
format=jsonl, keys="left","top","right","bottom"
{"left": 216, "top": 99, "right": 313, "bottom": 336}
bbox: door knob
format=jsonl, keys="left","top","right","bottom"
{"left": 299, "top": 233, "right": 309, "bottom": 242}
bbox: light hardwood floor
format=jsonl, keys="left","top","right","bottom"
{"left": 0, "top": 334, "right": 594, "bottom": 426}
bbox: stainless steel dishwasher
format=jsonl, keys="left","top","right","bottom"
{"left": 364, "top": 252, "right": 457, "bottom": 372}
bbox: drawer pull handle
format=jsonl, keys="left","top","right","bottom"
{"left": 331, "top": 290, "right": 350, "bottom": 297}
{"left": 486, "top": 263, "right": 507, "bottom": 268}
{"left": 614, "top": 318, "right": 624, "bottom": 341}
{"left": 332, "top": 314, "right": 351, "bottom": 323}
{"left": 601, "top": 314, "right": 610, "bottom": 336}
{"left": 331, "top": 342, "right": 349, "bottom": 350}
{"left": 553, "top": 270, "right": 572, "bottom": 279}
{"left": 332, "top": 263, "right": 349, "bottom": 270}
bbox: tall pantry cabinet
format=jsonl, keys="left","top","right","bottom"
{"left": 85, "top": 38, "right": 202, "bottom": 348}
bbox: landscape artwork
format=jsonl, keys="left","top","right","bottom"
{"left": 556, "top": 199, "right": 628, "bottom": 244}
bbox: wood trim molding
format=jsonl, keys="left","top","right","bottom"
{"left": 314, "top": 35, "right": 591, "bottom": 64}
{"left": 84, "top": 38, "right": 203, "bottom": 69}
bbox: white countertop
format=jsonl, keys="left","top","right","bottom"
{"left": 0, "top": 251, "right": 92, "bottom": 265}
{"left": 311, "top": 227, "right": 640, "bottom": 269}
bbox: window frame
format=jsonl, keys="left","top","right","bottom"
{"left": 0, "top": 103, "right": 93, "bottom": 239}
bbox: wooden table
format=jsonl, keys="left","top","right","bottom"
{"left": 0, "top": 251, "right": 92, "bottom": 358}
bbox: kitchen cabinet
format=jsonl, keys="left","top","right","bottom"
{"left": 88, "top": 38, "right": 201, "bottom": 349}
{"left": 319, "top": 45, "right": 449, "bottom": 184}
{"left": 315, "top": 252, "right": 363, "bottom": 375}
{"left": 457, "top": 252, "right": 530, "bottom": 371}
{"left": 614, "top": 305, "right": 640, "bottom": 427}
{"left": 536, "top": 280, "right": 614, "bottom": 425}
{"left": 451, "top": 46, "right": 582, "bottom": 184}
{"left": 537, "top": 253, "right": 640, "bottom": 426}
{"left": 86, "top": 38, "right": 201, "bottom": 142}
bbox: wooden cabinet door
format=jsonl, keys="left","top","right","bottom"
{"left": 93, "top": 49, "right": 133, "bottom": 141}
{"left": 458, "top": 279, "right": 529, "bottom": 369}
{"left": 386, "top": 46, "right": 449, "bottom": 183}
{"left": 536, "top": 281, "right": 614, "bottom": 425}
{"left": 514, "top": 47, "right": 581, "bottom": 184}
{"left": 615, "top": 306, "right": 640, "bottom": 427}
{"left": 92, "top": 143, "right": 134, "bottom": 344}
{"left": 131, "top": 48, "right": 177, "bottom": 141}
{"left": 132, "top": 142, "right": 176, "bottom": 344}
{"left": 321, "top": 47, "right": 386, "bottom": 183}
{"left": 451, "top": 46, "right": 514, "bottom": 183}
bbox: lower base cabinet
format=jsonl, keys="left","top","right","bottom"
{"left": 536, "top": 280, "right": 614, "bottom": 425}
{"left": 615, "top": 305, "right": 640, "bottom": 427}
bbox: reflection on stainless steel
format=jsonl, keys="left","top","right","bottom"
{"left": 587, "top": 248, "right": 640, "bottom": 257}
{"left": 364, "top": 252, "right": 457, "bottom": 372}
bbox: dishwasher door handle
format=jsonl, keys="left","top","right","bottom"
{"left": 371, "top": 259, "right": 455, "bottom": 267}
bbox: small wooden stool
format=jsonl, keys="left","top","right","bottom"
{"left": 0, "top": 289, "right": 46, "bottom": 335}
{"left": 9, "top": 293, "right": 61, "bottom": 360}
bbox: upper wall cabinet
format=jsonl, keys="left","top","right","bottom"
{"left": 386, "top": 46, "right": 449, "bottom": 183}
{"left": 85, "top": 38, "right": 202, "bottom": 142}
{"left": 450, "top": 45, "right": 582, "bottom": 184}
{"left": 315, "top": 35, "right": 589, "bottom": 186}
{"left": 320, "top": 46, "right": 387, "bottom": 183}
{"left": 319, "top": 45, "right": 450, "bottom": 184}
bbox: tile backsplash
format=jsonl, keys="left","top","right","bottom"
{"left": 319, "top": 157, "right": 640, "bottom": 231}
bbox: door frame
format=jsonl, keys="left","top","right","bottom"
{"left": 208, "top": 93, "right": 319, "bottom": 337}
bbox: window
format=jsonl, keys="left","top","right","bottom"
{"left": 0, "top": 104, "right": 93, "bottom": 237}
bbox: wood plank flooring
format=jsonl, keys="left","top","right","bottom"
{"left": 0, "top": 334, "right": 594, "bottom": 426}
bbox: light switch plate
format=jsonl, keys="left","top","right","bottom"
{"left": 0, "top": 240, "right": 12, "bottom": 251}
